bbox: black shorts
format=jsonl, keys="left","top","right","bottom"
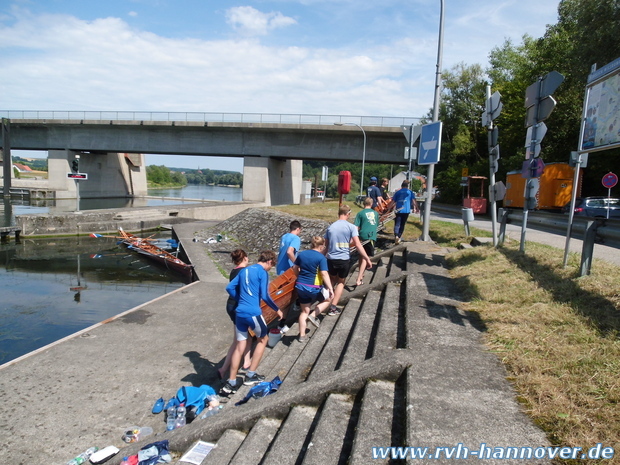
{"left": 361, "top": 240, "right": 374, "bottom": 257}
{"left": 328, "top": 258, "right": 350, "bottom": 279}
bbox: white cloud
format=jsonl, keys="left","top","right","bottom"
{"left": 225, "top": 6, "right": 297, "bottom": 36}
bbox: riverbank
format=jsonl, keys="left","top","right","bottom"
{"left": 0, "top": 207, "right": 553, "bottom": 465}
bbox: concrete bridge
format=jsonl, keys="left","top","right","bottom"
{"left": 1, "top": 112, "right": 418, "bottom": 205}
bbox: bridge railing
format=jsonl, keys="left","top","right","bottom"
{"left": 0, "top": 110, "right": 421, "bottom": 128}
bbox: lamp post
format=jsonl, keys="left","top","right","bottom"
{"left": 334, "top": 122, "right": 366, "bottom": 196}
{"left": 421, "top": 0, "right": 445, "bottom": 242}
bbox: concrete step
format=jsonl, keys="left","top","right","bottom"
{"left": 284, "top": 313, "right": 339, "bottom": 385}
{"left": 370, "top": 257, "right": 387, "bottom": 283}
{"left": 349, "top": 379, "right": 399, "bottom": 465}
{"left": 228, "top": 417, "right": 282, "bottom": 465}
{"left": 301, "top": 393, "right": 356, "bottom": 465}
{"left": 262, "top": 405, "right": 318, "bottom": 464}
{"left": 339, "top": 289, "right": 382, "bottom": 370}
{"left": 307, "top": 298, "right": 362, "bottom": 381}
{"left": 373, "top": 282, "right": 402, "bottom": 357}
{"left": 201, "top": 429, "right": 246, "bottom": 465}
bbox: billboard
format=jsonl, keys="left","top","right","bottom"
{"left": 581, "top": 57, "right": 620, "bottom": 152}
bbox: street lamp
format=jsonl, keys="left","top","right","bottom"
{"left": 334, "top": 122, "right": 366, "bottom": 195}
{"left": 421, "top": 0, "right": 445, "bottom": 242}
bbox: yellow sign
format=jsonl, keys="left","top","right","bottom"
{"left": 462, "top": 168, "right": 469, "bottom": 177}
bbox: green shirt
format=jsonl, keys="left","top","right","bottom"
{"left": 354, "top": 208, "right": 379, "bottom": 241}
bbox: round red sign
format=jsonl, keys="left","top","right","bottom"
{"left": 602, "top": 172, "right": 618, "bottom": 189}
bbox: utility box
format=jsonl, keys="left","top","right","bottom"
{"left": 504, "top": 162, "right": 581, "bottom": 210}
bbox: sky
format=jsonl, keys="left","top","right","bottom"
{"left": 1, "top": 0, "right": 560, "bottom": 172}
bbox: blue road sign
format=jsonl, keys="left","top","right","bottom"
{"left": 418, "top": 121, "right": 442, "bottom": 165}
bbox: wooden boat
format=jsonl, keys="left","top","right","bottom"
{"left": 261, "top": 267, "right": 298, "bottom": 325}
{"left": 118, "top": 228, "right": 194, "bottom": 278}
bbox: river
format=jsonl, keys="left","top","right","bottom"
{"left": 0, "top": 184, "right": 242, "bottom": 365}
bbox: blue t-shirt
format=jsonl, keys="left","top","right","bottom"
{"left": 367, "top": 185, "right": 382, "bottom": 208}
{"left": 276, "top": 232, "right": 301, "bottom": 275}
{"left": 294, "top": 249, "right": 328, "bottom": 288}
{"left": 393, "top": 188, "right": 415, "bottom": 214}
{"left": 226, "top": 264, "right": 279, "bottom": 318}
{"left": 325, "top": 219, "right": 358, "bottom": 260}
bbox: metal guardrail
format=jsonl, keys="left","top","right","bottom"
{"left": 0, "top": 110, "right": 421, "bottom": 128}
{"left": 431, "top": 203, "right": 620, "bottom": 249}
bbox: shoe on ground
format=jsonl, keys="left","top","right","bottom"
{"left": 297, "top": 336, "right": 307, "bottom": 343}
{"left": 280, "top": 325, "right": 290, "bottom": 334}
{"left": 220, "top": 381, "right": 239, "bottom": 396}
{"left": 395, "top": 237, "right": 401, "bottom": 245}
{"left": 244, "top": 373, "right": 266, "bottom": 386}
{"left": 307, "top": 314, "right": 320, "bottom": 328}
{"left": 327, "top": 305, "right": 342, "bottom": 316}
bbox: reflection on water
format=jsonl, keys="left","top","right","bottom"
{"left": 0, "top": 184, "right": 243, "bottom": 227}
{"left": 0, "top": 234, "right": 187, "bottom": 365}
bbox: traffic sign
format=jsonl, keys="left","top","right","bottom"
{"left": 418, "top": 121, "right": 442, "bottom": 165}
{"left": 540, "top": 71, "right": 564, "bottom": 99}
{"left": 525, "top": 71, "right": 564, "bottom": 108}
{"left": 525, "top": 123, "right": 548, "bottom": 146}
{"left": 401, "top": 124, "right": 421, "bottom": 144}
{"left": 482, "top": 91, "right": 503, "bottom": 127}
{"left": 602, "top": 172, "right": 618, "bottom": 189}
{"left": 521, "top": 158, "right": 545, "bottom": 178}
{"left": 525, "top": 96, "right": 557, "bottom": 127}
{"left": 67, "top": 173, "right": 88, "bottom": 180}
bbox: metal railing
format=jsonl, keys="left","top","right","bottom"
{"left": 431, "top": 203, "right": 620, "bottom": 249}
{"left": 0, "top": 110, "right": 422, "bottom": 128}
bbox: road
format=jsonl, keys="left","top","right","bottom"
{"left": 427, "top": 209, "right": 620, "bottom": 268}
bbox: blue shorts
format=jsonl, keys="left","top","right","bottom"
{"left": 296, "top": 284, "right": 326, "bottom": 305}
{"left": 235, "top": 314, "right": 268, "bottom": 341}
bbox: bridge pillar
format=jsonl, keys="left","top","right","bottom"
{"left": 48, "top": 150, "right": 147, "bottom": 199}
{"left": 242, "top": 157, "right": 302, "bottom": 206}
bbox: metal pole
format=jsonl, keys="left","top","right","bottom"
{"left": 486, "top": 85, "right": 498, "bottom": 247}
{"left": 334, "top": 122, "right": 366, "bottom": 196}
{"left": 520, "top": 78, "right": 542, "bottom": 253}
{"left": 421, "top": 0, "right": 444, "bottom": 242}
{"left": 562, "top": 154, "right": 581, "bottom": 267}
{"left": 563, "top": 82, "right": 591, "bottom": 267}
{"left": 76, "top": 180, "right": 80, "bottom": 213}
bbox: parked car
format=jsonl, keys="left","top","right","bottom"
{"left": 562, "top": 197, "right": 620, "bottom": 219}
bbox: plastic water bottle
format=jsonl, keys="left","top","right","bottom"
{"left": 65, "top": 447, "right": 98, "bottom": 465}
{"left": 175, "top": 403, "right": 186, "bottom": 428}
{"left": 166, "top": 405, "right": 177, "bottom": 431}
{"left": 199, "top": 405, "right": 222, "bottom": 420}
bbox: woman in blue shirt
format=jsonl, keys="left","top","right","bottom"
{"left": 293, "top": 236, "right": 334, "bottom": 343}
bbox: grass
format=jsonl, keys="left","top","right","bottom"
{"left": 271, "top": 200, "right": 620, "bottom": 464}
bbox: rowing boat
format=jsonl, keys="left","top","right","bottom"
{"left": 118, "top": 228, "right": 194, "bottom": 278}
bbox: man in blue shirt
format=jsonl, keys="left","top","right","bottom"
{"left": 276, "top": 220, "right": 302, "bottom": 275}
{"left": 221, "top": 250, "right": 283, "bottom": 395}
{"left": 366, "top": 177, "right": 382, "bottom": 209}
{"left": 392, "top": 180, "right": 419, "bottom": 244}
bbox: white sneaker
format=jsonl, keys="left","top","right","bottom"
{"left": 280, "top": 325, "right": 290, "bottom": 334}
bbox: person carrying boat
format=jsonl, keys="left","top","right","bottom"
{"left": 221, "top": 250, "right": 283, "bottom": 396}
{"left": 218, "top": 249, "right": 252, "bottom": 380}
{"left": 276, "top": 220, "right": 302, "bottom": 275}
{"left": 292, "top": 236, "right": 334, "bottom": 343}
{"left": 324, "top": 205, "right": 372, "bottom": 316}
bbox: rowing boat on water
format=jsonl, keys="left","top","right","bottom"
{"left": 118, "top": 228, "right": 194, "bottom": 278}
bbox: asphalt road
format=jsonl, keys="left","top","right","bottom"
{"left": 427, "top": 209, "right": 620, "bottom": 268}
